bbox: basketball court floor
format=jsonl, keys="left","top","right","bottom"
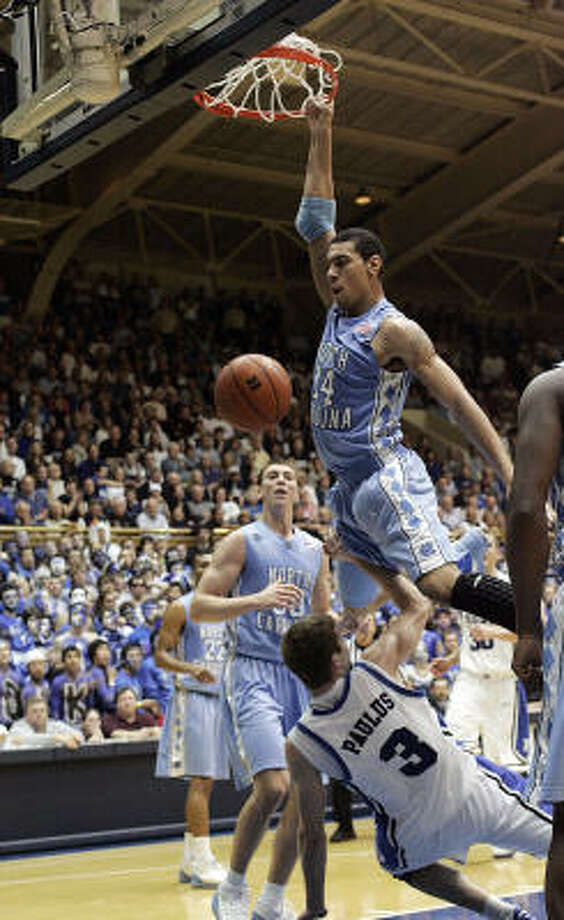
{"left": 2, "top": 819, "right": 546, "bottom": 920}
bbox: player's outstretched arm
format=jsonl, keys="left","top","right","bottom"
{"left": 373, "top": 315, "right": 513, "bottom": 488}
{"left": 295, "top": 99, "right": 336, "bottom": 309}
{"left": 362, "top": 581, "right": 432, "bottom": 675}
{"left": 191, "top": 530, "right": 303, "bottom": 623}
{"left": 310, "top": 550, "right": 332, "bottom": 616}
{"left": 507, "top": 369, "right": 564, "bottom": 639}
{"left": 285, "top": 739, "right": 328, "bottom": 920}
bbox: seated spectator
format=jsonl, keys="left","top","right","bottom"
{"left": 438, "top": 493, "right": 464, "bottom": 532}
{"left": 55, "top": 602, "right": 97, "bottom": 662}
{"left": 82, "top": 707, "right": 105, "bottom": 744}
{"left": 0, "top": 637, "right": 22, "bottom": 727}
{"left": 213, "top": 485, "right": 240, "bottom": 525}
{"left": 116, "top": 640, "right": 161, "bottom": 718}
{"left": 185, "top": 483, "right": 212, "bottom": 527}
{"left": 21, "top": 647, "right": 50, "bottom": 708}
{"left": 241, "top": 484, "right": 262, "bottom": 521}
{"left": 136, "top": 493, "right": 169, "bottom": 534}
{"left": 427, "top": 676, "right": 451, "bottom": 718}
{"left": 5, "top": 696, "right": 82, "bottom": 750}
{"left": 17, "top": 474, "right": 48, "bottom": 525}
{"left": 6, "top": 436, "right": 25, "bottom": 481}
{"left": 50, "top": 644, "right": 91, "bottom": 728}
{"left": 101, "top": 686, "right": 160, "bottom": 741}
{"left": 0, "top": 460, "right": 16, "bottom": 523}
{"left": 401, "top": 643, "right": 434, "bottom": 692}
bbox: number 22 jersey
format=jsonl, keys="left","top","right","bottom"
{"left": 289, "top": 659, "right": 485, "bottom": 873}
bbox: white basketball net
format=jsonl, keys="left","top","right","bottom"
{"left": 195, "top": 32, "right": 342, "bottom": 123}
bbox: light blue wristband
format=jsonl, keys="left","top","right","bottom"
{"left": 295, "top": 196, "right": 336, "bottom": 243}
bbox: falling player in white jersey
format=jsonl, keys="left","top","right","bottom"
{"left": 281, "top": 581, "right": 549, "bottom": 920}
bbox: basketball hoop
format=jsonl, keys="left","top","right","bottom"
{"left": 193, "top": 33, "right": 342, "bottom": 124}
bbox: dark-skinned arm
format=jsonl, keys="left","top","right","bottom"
{"left": 302, "top": 100, "right": 336, "bottom": 309}
{"left": 154, "top": 600, "right": 215, "bottom": 683}
{"left": 507, "top": 370, "right": 563, "bottom": 639}
{"left": 372, "top": 316, "right": 513, "bottom": 488}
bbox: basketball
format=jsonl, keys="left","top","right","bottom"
{"left": 214, "top": 354, "right": 292, "bottom": 432}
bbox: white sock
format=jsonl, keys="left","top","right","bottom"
{"left": 483, "top": 896, "right": 514, "bottom": 920}
{"left": 192, "top": 835, "right": 213, "bottom": 863}
{"left": 256, "top": 882, "right": 285, "bottom": 909}
{"left": 225, "top": 869, "right": 246, "bottom": 891}
{"left": 182, "top": 831, "right": 192, "bottom": 866}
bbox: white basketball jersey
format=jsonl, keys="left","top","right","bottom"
{"left": 289, "top": 660, "right": 480, "bottom": 873}
{"left": 459, "top": 612, "right": 513, "bottom": 677}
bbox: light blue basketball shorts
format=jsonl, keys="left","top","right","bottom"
{"left": 221, "top": 654, "right": 310, "bottom": 790}
{"left": 330, "top": 450, "right": 457, "bottom": 599}
{"left": 527, "top": 585, "right": 564, "bottom": 804}
{"left": 155, "top": 686, "right": 230, "bottom": 780}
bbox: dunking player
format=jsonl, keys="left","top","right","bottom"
{"left": 191, "top": 463, "right": 331, "bottom": 920}
{"left": 154, "top": 584, "right": 229, "bottom": 889}
{"left": 294, "top": 100, "right": 516, "bottom": 629}
{"left": 507, "top": 363, "right": 564, "bottom": 919}
{"left": 281, "top": 604, "right": 550, "bottom": 920}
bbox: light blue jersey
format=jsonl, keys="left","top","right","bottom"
{"left": 222, "top": 518, "right": 323, "bottom": 788}
{"left": 155, "top": 592, "right": 229, "bottom": 779}
{"left": 179, "top": 591, "right": 226, "bottom": 696}
{"left": 227, "top": 520, "right": 323, "bottom": 662}
{"left": 311, "top": 299, "right": 411, "bottom": 486}
{"left": 311, "top": 299, "right": 456, "bottom": 582}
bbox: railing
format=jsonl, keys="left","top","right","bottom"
{"left": 0, "top": 522, "right": 330, "bottom": 546}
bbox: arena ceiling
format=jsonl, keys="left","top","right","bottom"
{"left": 2, "top": 0, "right": 564, "bottom": 321}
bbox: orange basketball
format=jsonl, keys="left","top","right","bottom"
{"left": 214, "top": 354, "right": 292, "bottom": 432}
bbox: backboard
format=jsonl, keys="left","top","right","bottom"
{"left": 0, "top": 0, "right": 342, "bottom": 190}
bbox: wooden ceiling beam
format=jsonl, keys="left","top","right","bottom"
{"left": 282, "top": 121, "right": 459, "bottom": 162}
{"left": 373, "top": 0, "right": 564, "bottom": 51}
{"left": 379, "top": 100, "right": 564, "bottom": 273}
{"left": 344, "top": 63, "right": 524, "bottom": 117}
{"left": 332, "top": 43, "right": 564, "bottom": 110}
{"left": 166, "top": 152, "right": 396, "bottom": 199}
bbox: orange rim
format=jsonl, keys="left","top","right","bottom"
{"left": 192, "top": 43, "right": 339, "bottom": 121}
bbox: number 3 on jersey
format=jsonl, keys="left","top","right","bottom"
{"left": 380, "top": 727, "right": 438, "bottom": 776}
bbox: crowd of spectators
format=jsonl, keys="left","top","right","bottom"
{"left": 0, "top": 266, "right": 560, "bottom": 750}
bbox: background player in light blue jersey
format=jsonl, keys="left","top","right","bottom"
{"left": 191, "top": 463, "right": 331, "bottom": 920}
{"left": 281, "top": 596, "right": 549, "bottom": 920}
{"left": 508, "top": 363, "right": 564, "bottom": 920}
{"left": 155, "top": 587, "right": 229, "bottom": 889}
{"left": 295, "top": 100, "right": 517, "bottom": 635}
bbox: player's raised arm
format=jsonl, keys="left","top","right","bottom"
{"left": 373, "top": 314, "right": 513, "bottom": 489}
{"left": 295, "top": 100, "right": 336, "bottom": 309}
{"left": 361, "top": 574, "right": 432, "bottom": 675}
{"left": 507, "top": 369, "right": 564, "bottom": 640}
{"left": 191, "top": 530, "right": 303, "bottom": 623}
{"left": 310, "top": 549, "right": 332, "bottom": 616}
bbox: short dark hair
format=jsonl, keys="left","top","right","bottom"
{"left": 333, "top": 227, "right": 386, "bottom": 267}
{"left": 116, "top": 685, "right": 137, "bottom": 703}
{"left": 62, "top": 643, "right": 80, "bottom": 661}
{"left": 281, "top": 615, "right": 340, "bottom": 690}
{"left": 88, "top": 637, "right": 109, "bottom": 663}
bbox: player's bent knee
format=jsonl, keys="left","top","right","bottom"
{"left": 417, "top": 564, "right": 459, "bottom": 603}
{"left": 254, "top": 769, "right": 290, "bottom": 811}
